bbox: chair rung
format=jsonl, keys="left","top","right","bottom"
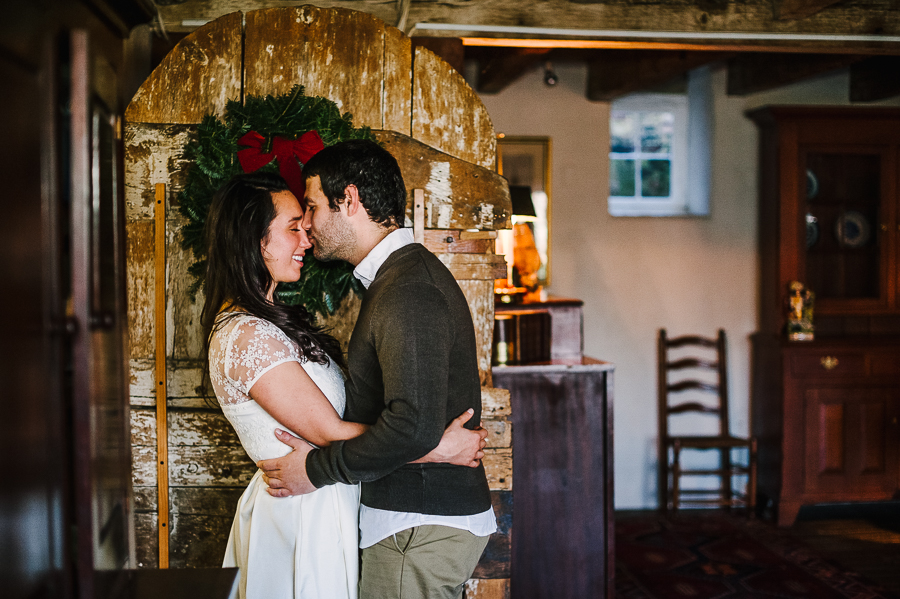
{"left": 673, "top": 468, "right": 751, "bottom": 475}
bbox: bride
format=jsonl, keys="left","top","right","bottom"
{"left": 201, "top": 172, "right": 485, "bottom": 599}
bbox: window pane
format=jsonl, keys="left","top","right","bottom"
{"left": 641, "top": 160, "right": 671, "bottom": 197}
{"left": 640, "top": 112, "right": 673, "bottom": 153}
{"left": 610, "top": 159, "right": 636, "bottom": 196}
{"left": 610, "top": 112, "right": 636, "bottom": 153}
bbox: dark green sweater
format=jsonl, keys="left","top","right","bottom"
{"left": 306, "top": 243, "right": 492, "bottom": 516}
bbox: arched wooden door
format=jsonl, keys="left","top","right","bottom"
{"left": 124, "top": 7, "right": 511, "bottom": 597}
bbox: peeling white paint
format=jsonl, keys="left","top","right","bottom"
{"left": 478, "top": 203, "right": 493, "bottom": 229}
{"left": 266, "top": 44, "right": 274, "bottom": 56}
{"left": 149, "top": 153, "right": 168, "bottom": 185}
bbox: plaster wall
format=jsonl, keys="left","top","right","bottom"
{"left": 474, "top": 62, "right": 900, "bottom": 508}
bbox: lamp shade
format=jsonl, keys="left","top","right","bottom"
{"left": 509, "top": 185, "right": 537, "bottom": 218}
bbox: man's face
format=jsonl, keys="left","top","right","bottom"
{"left": 302, "top": 175, "right": 356, "bottom": 263}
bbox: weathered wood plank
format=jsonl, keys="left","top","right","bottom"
{"left": 124, "top": 123, "right": 195, "bottom": 220}
{"left": 127, "top": 220, "right": 154, "bottom": 359}
{"left": 412, "top": 36, "right": 466, "bottom": 74}
{"left": 458, "top": 279, "right": 495, "bottom": 387}
{"left": 169, "top": 513, "right": 235, "bottom": 568}
{"left": 383, "top": 24, "right": 412, "bottom": 135}
{"left": 482, "top": 386, "right": 512, "bottom": 418}
{"left": 424, "top": 230, "right": 495, "bottom": 254}
{"left": 169, "top": 446, "right": 257, "bottom": 487}
{"left": 483, "top": 448, "right": 512, "bottom": 491}
{"left": 126, "top": 12, "right": 242, "bottom": 124}
{"left": 472, "top": 490, "right": 512, "bottom": 579}
{"left": 135, "top": 485, "right": 245, "bottom": 516}
{"left": 374, "top": 130, "right": 511, "bottom": 231}
{"left": 465, "top": 578, "right": 510, "bottom": 599}
{"left": 437, "top": 253, "right": 509, "bottom": 280}
{"left": 413, "top": 47, "right": 497, "bottom": 170}
{"left": 483, "top": 419, "right": 512, "bottom": 449}
{"left": 135, "top": 512, "right": 159, "bottom": 568}
{"left": 244, "top": 7, "right": 385, "bottom": 129}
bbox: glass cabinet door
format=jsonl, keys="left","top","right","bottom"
{"left": 802, "top": 148, "right": 894, "bottom": 313}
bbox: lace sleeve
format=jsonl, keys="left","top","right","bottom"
{"left": 224, "top": 316, "right": 305, "bottom": 396}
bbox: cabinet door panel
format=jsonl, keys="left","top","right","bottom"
{"left": 803, "top": 387, "right": 899, "bottom": 496}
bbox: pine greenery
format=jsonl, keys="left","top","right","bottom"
{"left": 179, "top": 85, "right": 374, "bottom": 319}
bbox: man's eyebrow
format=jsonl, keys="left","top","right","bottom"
{"left": 289, "top": 216, "right": 303, "bottom": 222}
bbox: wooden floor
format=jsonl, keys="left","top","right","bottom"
{"left": 789, "top": 502, "right": 900, "bottom": 596}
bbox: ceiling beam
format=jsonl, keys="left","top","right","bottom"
{"left": 850, "top": 56, "right": 900, "bottom": 101}
{"left": 586, "top": 50, "right": 728, "bottom": 101}
{"left": 158, "top": 1, "right": 900, "bottom": 55}
{"left": 773, "top": 0, "right": 843, "bottom": 20}
{"left": 726, "top": 52, "right": 865, "bottom": 95}
{"left": 475, "top": 48, "right": 552, "bottom": 94}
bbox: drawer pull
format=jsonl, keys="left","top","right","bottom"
{"left": 820, "top": 356, "right": 839, "bottom": 370}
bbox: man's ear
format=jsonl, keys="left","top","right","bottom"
{"left": 343, "top": 184, "right": 363, "bottom": 217}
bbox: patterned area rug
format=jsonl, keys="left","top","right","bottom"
{"left": 616, "top": 512, "right": 899, "bottom": 599}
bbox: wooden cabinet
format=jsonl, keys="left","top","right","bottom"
{"left": 753, "top": 337, "right": 900, "bottom": 526}
{"left": 749, "top": 107, "right": 900, "bottom": 526}
{"left": 492, "top": 359, "right": 614, "bottom": 599}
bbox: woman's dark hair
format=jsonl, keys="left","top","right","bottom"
{"left": 302, "top": 139, "right": 407, "bottom": 228}
{"left": 200, "top": 171, "right": 343, "bottom": 370}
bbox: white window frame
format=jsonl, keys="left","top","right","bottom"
{"left": 608, "top": 95, "right": 688, "bottom": 216}
{"left": 608, "top": 68, "right": 712, "bottom": 217}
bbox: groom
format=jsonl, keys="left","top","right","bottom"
{"left": 258, "top": 139, "right": 496, "bottom": 599}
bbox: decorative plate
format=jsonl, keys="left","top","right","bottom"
{"left": 806, "top": 169, "right": 819, "bottom": 199}
{"left": 806, "top": 213, "right": 819, "bottom": 248}
{"left": 834, "top": 210, "right": 871, "bottom": 248}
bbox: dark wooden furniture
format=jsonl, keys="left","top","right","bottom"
{"left": 658, "top": 330, "right": 757, "bottom": 513}
{"left": 495, "top": 296, "right": 584, "bottom": 362}
{"left": 749, "top": 107, "right": 900, "bottom": 526}
{"left": 493, "top": 358, "right": 614, "bottom": 599}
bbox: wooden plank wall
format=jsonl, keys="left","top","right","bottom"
{"left": 125, "top": 7, "right": 513, "bottom": 594}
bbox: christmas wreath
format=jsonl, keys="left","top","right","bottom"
{"left": 179, "top": 85, "right": 375, "bottom": 319}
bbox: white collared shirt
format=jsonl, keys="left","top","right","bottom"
{"left": 352, "top": 227, "right": 497, "bottom": 548}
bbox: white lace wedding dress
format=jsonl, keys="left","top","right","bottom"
{"left": 209, "top": 313, "right": 360, "bottom": 599}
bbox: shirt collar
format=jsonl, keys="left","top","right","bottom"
{"left": 353, "top": 228, "right": 415, "bottom": 289}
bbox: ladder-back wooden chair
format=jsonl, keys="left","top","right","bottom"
{"left": 657, "top": 329, "right": 757, "bottom": 514}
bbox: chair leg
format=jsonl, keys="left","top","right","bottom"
{"left": 672, "top": 442, "right": 681, "bottom": 512}
{"left": 749, "top": 439, "right": 758, "bottom": 519}
{"left": 721, "top": 446, "right": 733, "bottom": 510}
{"left": 659, "top": 444, "right": 668, "bottom": 514}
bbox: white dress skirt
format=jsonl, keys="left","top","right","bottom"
{"left": 209, "top": 313, "right": 360, "bottom": 599}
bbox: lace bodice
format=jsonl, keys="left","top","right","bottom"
{"left": 209, "top": 313, "right": 346, "bottom": 462}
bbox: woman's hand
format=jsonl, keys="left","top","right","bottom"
{"left": 412, "top": 409, "right": 488, "bottom": 467}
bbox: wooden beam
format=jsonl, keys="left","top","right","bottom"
{"left": 476, "top": 47, "right": 551, "bottom": 93}
{"left": 587, "top": 50, "right": 727, "bottom": 101}
{"left": 850, "top": 56, "right": 900, "bottom": 101}
{"left": 774, "top": 0, "right": 843, "bottom": 20}
{"left": 726, "top": 52, "right": 864, "bottom": 95}
{"left": 158, "top": 1, "right": 900, "bottom": 55}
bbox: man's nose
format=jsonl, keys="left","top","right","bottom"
{"left": 300, "top": 211, "right": 311, "bottom": 230}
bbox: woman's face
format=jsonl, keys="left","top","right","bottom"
{"left": 261, "top": 190, "right": 312, "bottom": 295}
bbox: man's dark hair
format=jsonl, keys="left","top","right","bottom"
{"left": 303, "top": 139, "right": 407, "bottom": 228}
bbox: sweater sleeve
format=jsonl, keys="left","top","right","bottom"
{"left": 306, "top": 280, "right": 453, "bottom": 486}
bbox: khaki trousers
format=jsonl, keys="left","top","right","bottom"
{"left": 359, "top": 525, "right": 490, "bottom": 599}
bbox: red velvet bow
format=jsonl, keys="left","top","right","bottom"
{"left": 237, "top": 130, "right": 325, "bottom": 201}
